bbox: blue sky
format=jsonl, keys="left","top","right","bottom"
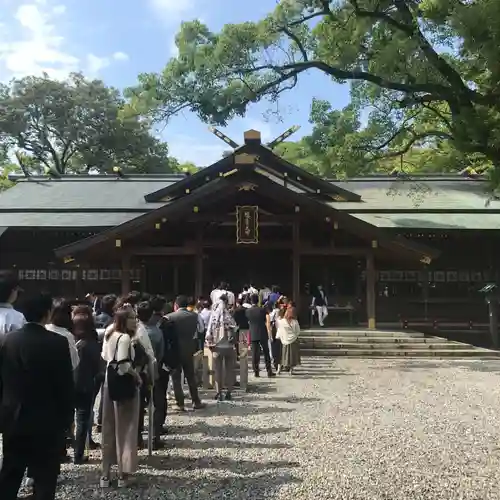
{"left": 0, "top": 0, "right": 350, "bottom": 165}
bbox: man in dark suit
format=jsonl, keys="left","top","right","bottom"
{"left": 165, "top": 295, "right": 205, "bottom": 411}
{"left": 0, "top": 293, "right": 75, "bottom": 500}
{"left": 246, "top": 294, "right": 275, "bottom": 378}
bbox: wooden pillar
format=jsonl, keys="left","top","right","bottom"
{"left": 366, "top": 252, "right": 376, "bottom": 329}
{"left": 292, "top": 220, "right": 301, "bottom": 309}
{"left": 74, "top": 266, "right": 84, "bottom": 300}
{"left": 173, "top": 261, "right": 179, "bottom": 296}
{"left": 121, "top": 253, "right": 131, "bottom": 296}
{"left": 195, "top": 230, "right": 203, "bottom": 298}
{"left": 422, "top": 267, "right": 429, "bottom": 321}
{"left": 488, "top": 297, "right": 499, "bottom": 349}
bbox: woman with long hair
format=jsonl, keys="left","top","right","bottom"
{"left": 72, "top": 308, "right": 102, "bottom": 464}
{"left": 276, "top": 305, "right": 301, "bottom": 375}
{"left": 46, "top": 298, "right": 79, "bottom": 371}
{"left": 205, "top": 295, "right": 237, "bottom": 401}
{"left": 100, "top": 306, "right": 141, "bottom": 488}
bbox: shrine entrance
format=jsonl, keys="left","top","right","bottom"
{"left": 203, "top": 248, "right": 292, "bottom": 296}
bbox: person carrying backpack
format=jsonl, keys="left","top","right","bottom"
{"left": 151, "top": 313, "right": 181, "bottom": 446}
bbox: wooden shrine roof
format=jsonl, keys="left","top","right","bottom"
{"left": 0, "top": 173, "right": 498, "bottom": 230}
{"left": 52, "top": 167, "right": 438, "bottom": 263}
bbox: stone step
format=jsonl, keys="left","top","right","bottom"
{"left": 299, "top": 348, "right": 500, "bottom": 358}
{"left": 300, "top": 342, "right": 472, "bottom": 350}
{"left": 302, "top": 329, "right": 425, "bottom": 338}
{"left": 300, "top": 336, "right": 445, "bottom": 344}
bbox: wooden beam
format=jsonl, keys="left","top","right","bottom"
{"left": 201, "top": 241, "right": 292, "bottom": 249}
{"left": 129, "top": 241, "right": 370, "bottom": 254}
{"left": 366, "top": 252, "right": 376, "bottom": 329}
{"left": 128, "top": 246, "right": 197, "bottom": 256}
{"left": 292, "top": 220, "right": 300, "bottom": 309}
{"left": 185, "top": 214, "right": 297, "bottom": 224}
{"left": 195, "top": 229, "right": 203, "bottom": 298}
{"left": 300, "top": 247, "right": 369, "bottom": 256}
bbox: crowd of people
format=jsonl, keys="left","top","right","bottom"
{"left": 0, "top": 273, "right": 301, "bottom": 499}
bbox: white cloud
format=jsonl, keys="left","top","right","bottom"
{"left": 85, "top": 51, "right": 129, "bottom": 77}
{"left": 0, "top": 1, "right": 79, "bottom": 80}
{"left": 52, "top": 4, "right": 66, "bottom": 15}
{"left": 150, "top": 0, "right": 194, "bottom": 18}
{"left": 86, "top": 53, "right": 110, "bottom": 76}
{"left": 112, "top": 51, "right": 129, "bottom": 61}
{"left": 0, "top": 1, "right": 130, "bottom": 81}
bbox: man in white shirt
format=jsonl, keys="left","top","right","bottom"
{"left": 225, "top": 283, "right": 235, "bottom": 310}
{"left": 0, "top": 271, "right": 26, "bottom": 336}
{"left": 211, "top": 282, "right": 234, "bottom": 308}
{"left": 210, "top": 282, "right": 223, "bottom": 305}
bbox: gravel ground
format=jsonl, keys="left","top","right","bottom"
{"left": 11, "top": 357, "right": 500, "bottom": 499}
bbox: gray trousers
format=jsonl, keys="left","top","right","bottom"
{"left": 213, "top": 347, "right": 236, "bottom": 393}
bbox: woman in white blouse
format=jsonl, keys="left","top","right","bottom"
{"left": 276, "top": 306, "right": 301, "bottom": 375}
{"left": 100, "top": 306, "right": 141, "bottom": 488}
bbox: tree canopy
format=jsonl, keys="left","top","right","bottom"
{"left": 128, "top": 0, "right": 500, "bottom": 179}
{"left": 0, "top": 73, "right": 178, "bottom": 176}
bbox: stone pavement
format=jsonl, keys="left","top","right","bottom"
{"left": 17, "top": 357, "right": 500, "bottom": 499}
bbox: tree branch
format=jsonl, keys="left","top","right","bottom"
{"left": 392, "top": 0, "right": 471, "bottom": 100}
{"left": 370, "top": 130, "right": 454, "bottom": 161}
{"left": 278, "top": 26, "right": 308, "bottom": 61}
{"left": 240, "top": 60, "right": 448, "bottom": 96}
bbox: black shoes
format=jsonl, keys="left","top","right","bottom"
{"left": 215, "top": 391, "right": 232, "bottom": 401}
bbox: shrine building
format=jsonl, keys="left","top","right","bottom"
{"left": 0, "top": 129, "right": 499, "bottom": 328}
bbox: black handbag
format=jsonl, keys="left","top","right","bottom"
{"left": 106, "top": 334, "right": 136, "bottom": 402}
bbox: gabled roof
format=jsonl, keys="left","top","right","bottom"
{"left": 0, "top": 174, "right": 181, "bottom": 211}
{"left": 55, "top": 166, "right": 438, "bottom": 263}
{"left": 332, "top": 176, "right": 500, "bottom": 212}
{"left": 144, "top": 132, "right": 361, "bottom": 203}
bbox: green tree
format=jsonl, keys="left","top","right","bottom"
{"left": 177, "top": 161, "right": 200, "bottom": 174}
{"left": 274, "top": 139, "right": 323, "bottom": 174}
{"left": 0, "top": 73, "right": 177, "bottom": 176}
{"left": 128, "top": 0, "right": 500, "bottom": 177}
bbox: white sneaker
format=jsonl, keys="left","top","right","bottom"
{"left": 117, "top": 476, "right": 127, "bottom": 487}
{"left": 100, "top": 476, "right": 110, "bottom": 488}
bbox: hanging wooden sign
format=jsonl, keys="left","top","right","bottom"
{"left": 236, "top": 205, "right": 259, "bottom": 244}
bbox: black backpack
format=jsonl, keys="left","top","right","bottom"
{"left": 157, "top": 317, "right": 180, "bottom": 371}
{"left": 106, "top": 334, "right": 136, "bottom": 402}
{"left": 132, "top": 340, "right": 149, "bottom": 371}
